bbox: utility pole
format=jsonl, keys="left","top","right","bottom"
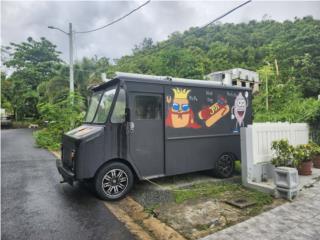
{"left": 69, "top": 23, "right": 74, "bottom": 96}
{"left": 48, "top": 23, "right": 74, "bottom": 101}
{"left": 265, "top": 62, "right": 271, "bottom": 111}
{"left": 265, "top": 73, "right": 269, "bottom": 111}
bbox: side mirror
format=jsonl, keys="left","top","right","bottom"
{"left": 125, "top": 108, "right": 131, "bottom": 122}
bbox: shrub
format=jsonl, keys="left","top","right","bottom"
{"left": 293, "top": 144, "right": 312, "bottom": 164}
{"left": 271, "top": 139, "right": 295, "bottom": 167}
{"left": 34, "top": 94, "right": 85, "bottom": 150}
{"left": 308, "top": 142, "right": 320, "bottom": 159}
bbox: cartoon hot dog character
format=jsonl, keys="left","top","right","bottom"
{"left": 198, "top": 96, "right": 230, "bottom": 127}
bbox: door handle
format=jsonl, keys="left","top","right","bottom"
{"left": 127, "top": 122, "right": 135, "bottom": 134}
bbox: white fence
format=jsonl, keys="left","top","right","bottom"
{"left": 248, "top": 123, "right": 309, "bottom": 164}
{"left": 240, "top": 122, "right": 309, "bottom": 192}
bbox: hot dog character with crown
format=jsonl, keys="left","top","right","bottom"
{"left": 165, "top": 88, "right": 201, "bottom": 128}
{"left": 198, "top": 96, "right": 230, "bottom": 127}
{"left": 231, "top": 92, "right": 248, "bottom": 132}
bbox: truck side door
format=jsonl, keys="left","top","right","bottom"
{"left": 128, "top": 92, "right": 164, "bottom": 178}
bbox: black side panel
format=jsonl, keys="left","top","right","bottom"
{"left": 165, "top": 136, "right": 240, "bottom": 175}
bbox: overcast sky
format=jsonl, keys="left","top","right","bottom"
{"left": 2, "top": 0, "right": 320, "bottom": 63}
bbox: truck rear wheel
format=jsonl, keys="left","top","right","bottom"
{"left": 213, "top": 153, "right": 235, "bottom": 178}
{"left": 94, "top": 162, "right": 134, "bottom": 201}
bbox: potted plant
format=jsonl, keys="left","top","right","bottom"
{"left": 310, "top": 142, "right": 320, "bottom": 169}
{"left": 271, "top": 140, "right": 295, "bottom": 167}
{"left": 271, "top": 140, "right": 299, "bottom": 190}
{"left": 294, "top": 144, "right": 313, "bottom": 176}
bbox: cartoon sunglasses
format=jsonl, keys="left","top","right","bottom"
{"left": 172, "top": 103, "right": 190, "bottom": 112}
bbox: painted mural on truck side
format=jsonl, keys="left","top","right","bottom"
{"left": 165, "top": 87, "right": 250, "bottom": 133}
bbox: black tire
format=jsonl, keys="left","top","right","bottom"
{"left": 213, "top": 153, "right": 235, "bottom": 178}
{"left": 94, "top": 162, "right": 134, "bottom": 201}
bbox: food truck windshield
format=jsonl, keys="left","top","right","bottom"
{"left": 84, "top": 86, "right": 117, "bottom": 124}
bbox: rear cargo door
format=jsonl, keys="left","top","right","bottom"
{"left": 128, "top": 92, "right": 164, "bottom": 178}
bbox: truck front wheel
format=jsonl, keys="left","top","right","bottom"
{"left": 213, "top": 153, "right": 235, "bottom": 178}
{"left": 94, "top": 162, "right": 134, "bottom": 201}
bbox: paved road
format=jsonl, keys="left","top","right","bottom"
{"left": 1, "top": 128, "right": 134, "bottom": 240}
{"left": 202, "top": 180, "right": 320, "bottom": 240}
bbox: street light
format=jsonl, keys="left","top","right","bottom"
{"left": 48, "top": 23, "right": 74, "bottom": 99}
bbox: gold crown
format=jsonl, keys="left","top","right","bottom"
{"left": 172, "top": 88, "right": 191, "bottom": 99}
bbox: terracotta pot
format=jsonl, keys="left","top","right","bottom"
{"left": 297, "top": 160, "right": 313, "bottom": 176}
{"left": 313, "top": 155, "right": 320, "bottom": 169}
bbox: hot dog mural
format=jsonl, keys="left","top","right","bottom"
{"left": 231, "top": 92, "right": 249, "bottom": 133}
{"left": 198, "top": 96, "right": 230, "bottom": 127}
{"left": 165, "top": 88, "right": 201, "bottom": 129}
{"left": 165, "top": 87, "right": 249, "bottom": 131}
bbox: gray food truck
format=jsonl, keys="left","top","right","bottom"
{"left": 57, "top": 72, "right": 252, "bottom": 200}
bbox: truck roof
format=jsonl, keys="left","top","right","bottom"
{"left": 92, "top": 72, "right": 252, "bottom": 92}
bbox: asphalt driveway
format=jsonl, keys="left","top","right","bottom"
{"left": 1, "top": 128, "right": 134, "bottom": 240}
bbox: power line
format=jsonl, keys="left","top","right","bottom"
{"left": 128, "top": 0, "right": 252, "bottom": 59}
{"left": 201, "top": 0, "right": 251, "bottom": 29}
{"left": 72, "top": 1, "right": 251, "bottom": 75}
{"left": 75, "top": 0, "right": 151, "bottom": 34}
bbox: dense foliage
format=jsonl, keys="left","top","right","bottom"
{"left": 1, "top": 17, "right": 320, "bottom": 149}
{"left": 111, "top": 17, "right": 320, "bottom": 97}
{"left": 108, "top": 17, "right": 320, "bottom": 136}
{"left": 3, "top": 37, "right": 61, "bottom": 120}
{"left": 2, "top": 39, "right": 107, "bottom": 149}
{"left": 34, "top": 94, "right": 84, "bottom": 150}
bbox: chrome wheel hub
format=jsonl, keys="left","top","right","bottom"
{"left": 102, "top": 169, "right": 128, "bottom": 197}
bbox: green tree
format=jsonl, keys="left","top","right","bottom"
{"left": 4, "top": 37, "right": 62, "bottom": 120}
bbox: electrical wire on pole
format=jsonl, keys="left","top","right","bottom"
{"left": 50, "top": 0, "right": 251, "bottom": 78}
{"left": 48, "top": 0, "right": 151, "bottom": 96}
{"left": 74, "top": 0, "right": 151, "bottom": 34}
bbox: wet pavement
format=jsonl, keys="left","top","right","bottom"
{"left": 1, "top": 128, "right": 134, "bottom": 240}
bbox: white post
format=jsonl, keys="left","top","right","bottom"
{"left": 69, "top": 23, "right": 74, "bottom": 98}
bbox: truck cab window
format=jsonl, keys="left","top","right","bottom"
{"left": 135, "top": 95, "right": 162, "bottom": 120}
{"left": 85, "top": 91, "right": 102, "bottom": 123}
{"left": 111, "top": 88, "right": 126, "bottom": 123}
{"left": 93, "top": 87, "right": 116, "bottom": 124}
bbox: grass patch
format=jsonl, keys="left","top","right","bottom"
{"left": 33, "top": 129, "right": 61, "bottom": 151}
{"left": 144, "top": 203, "right": 160, "bottom": 216}
{"left": 194, "top": 223, "right": 211, "bottom": 231}
{"left": 12, "top": 120, "right": 33, "bottom": 128}
{"left": 232, "top": 188, "right": 273, "bottom": 216}
{"left": 172, "top": 181, "right": 273, "bottom": 216}
{"left": 173, "top": 182, "right": 241, "bottom": 204}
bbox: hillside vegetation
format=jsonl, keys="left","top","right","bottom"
{"left": 110, "top": 17, "right": 320, "bottom": 129}
{"left": 1, "top": 17, "right": 320, "bottom": 149}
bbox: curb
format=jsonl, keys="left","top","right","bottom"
{"left": 105, "top": 196, "right": 186, "bottom": 240}
{"left": 50, "top": 150, "right": 60, "bottom": 159}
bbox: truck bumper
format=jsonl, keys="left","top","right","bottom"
{"left": 56, "top": 159, "right": 75, "bottom": 186}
